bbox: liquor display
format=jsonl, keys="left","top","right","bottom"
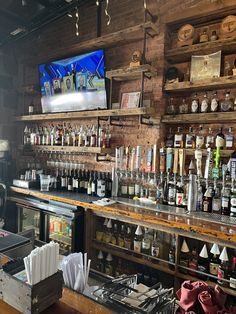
{"left": 23, "top": 123, "right": 111, "bottom": 148}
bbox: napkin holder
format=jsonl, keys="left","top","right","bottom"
{"left": 0, "top": 259, "right": 63, "bottom": 314}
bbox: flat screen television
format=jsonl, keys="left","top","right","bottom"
{"left": 38, "top": 49, "right": 107, "bottom": 113}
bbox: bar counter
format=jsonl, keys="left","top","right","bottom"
{"left": 9, "top": 186, "right": 236, "bottom": 246}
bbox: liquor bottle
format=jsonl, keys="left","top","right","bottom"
{"left": 61, "top": 168, "right": 67, "bottom": 191}
{"left": 179, "top": 239, "right": 190, "bottom": 274}
{"left": 168, "top": 234, "right": 176, "bottom": 270}
{"left": 84, "top": 170, "right": 89, "bottom": 193}
{"left": 212, "top": 184, "right": 221, "bottom": 214}
{"left": 117, "top": 224, "right": 125, "bottom": 247}
{"left": 166, "top": 128, "right": 174, "bottom": 148}
{"left": 140, "top": 171, "right": 147, "bottom": 198}
{"left": 148, "top": 173, "right": 157, "bottom": 202}
{"left": 119, "top": 171, "right": 128, "bottom": 197}
{"left": 124, "top": 226, "right": 132, "bottom": 250}
{"left": 185, "top": 127, "right": 195, "bottom": 149}
{"left": 134, "top": 171, "right": 141, "bottom": 198}
{"left": 229, "top": 257, "right": 236, "bottom": 290}
{"left": 105, "top": 253, "right": 113, "bottom": 276}
{"left": 179, "top": 98, "right": 189, "bottom": 114}
{"left": 56, "top": 168, "right": 61, "bottom": 191}
{"left": 206, "top": 127, "right": 215, "bottom": 148}
{"left": 79, "top": 169, "right": 85, "bottom": 193}
{"left": 215, "top": 127, "right": 225, "bottom": 149}
{"left": 72, "top": 168, "right": 79, "bottom": 193}
{"left": 67, "top": 168, "right": 73, "bottom": 192}
{"left": 225, "top": 127, "right": 234, "bottom": 149}
{"left": 167, "top": 178, "right": 176, "bottom": 206}
{"left": 166, "top": 97, "right": 176, "bottom": 115}
{"left": 209, "top": 243, "right": 220, "bottom": 280}
{"left": 210, "top": 91, "right": 219, "bottom": 112}
{"left": 189, "top": 247, "right": 198, "bottom": 276}
{"left": 202, "top": 186, "right": 212, "bottom": 213}
{"left": 176, "top": 179, "right": 185, "bottom": 207}
{"left": 217, "top": 247, "right": 229, "bottom": 286}
{"left": 220, "top": 91, "right": 233, "bottom": 112}
{"left": 151, "top": 231, "right": 161, "bottom": 258}
{"left": 111, "top": 223, "right": 118, "bottom": 245}
{"left": 97, "top": 172, "right": 106, "bottom": 198}
{"left": 133, "top": 225, "right": 143, "bottom": 253}
{"left": 198, "top": 244, "right": 209, "bottom": 280}
{"left": 191, "top": 93, "right": 199, "bottom": 113}
{"left": 96, "top": 250, "right": 104, "bottom": 273}
{"left": 105, "top": 219, "right": 112, "bottom": 243}
{"left": 115, "top": 258, "right": 123, "bottom": 277}
{"left": 230, "top": 183, "right": 236, "bottom": 217}
{"left": 102, "top": 218, "right": 108, "bottom": 242}
{"left": 92, "top": 171, "right": 97, "bottom": 196}
{"left": 87, "top": 172, "right": 92, "bottom": 195}
{"left": 105, "top": 173, "right": 112, "bottom": 198}
{"left": 28, "top": 101, "right": 34, "bottom": 115}
{"left": 196, "top": 125, "right": 205, "bottom": 149}
{"left": 221, "top": 185, "right": 230, "bottom": 216}
{"left": 128, "top": 172, "right": 135, "bottom": 199}
{"left": 200, "top": 93, "right": 209, "bottom": 113}
{"left": 174, "top": 127, "right": 183, "bottom": 148}
{"left": 141, "top": 228, "right": 151, "bottom": 255}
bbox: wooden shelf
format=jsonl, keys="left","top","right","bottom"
{"left": 92, "top": 239, "right": 175, "bottom": 276}
{"left": 176, "top": 272, "right": 236, "bottom": 298}
{"left": 25, "top": 22, "right": 159, "bottom": 64}
{"left": 106, "top": 64, "right": 155, "bottom": 81}
{"left": 20, "top": 145, "right": 113, "bottom": 155}
{"left": 162, "top": 112, "right": 236, "bottom": 124}
{"left": 164, "top": 76, "right": 236, "bottom": 93}
{"left": 166, "top": 37, "right": 236, "bottom": 63}
{"left": 15, "top": 107, "right": 155, "bottom": 122}
{"left": 171, "top": 148, "right": 234, "bottom": 158}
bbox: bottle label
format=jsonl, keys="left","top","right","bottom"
{"left": 118, "top": 237, "right": 125, "bottom": 247}
{"left": 134, "top": 184, "right": 140, "bottom": 195}
{"left": 211, "top": 99, "right": 218, "bottom": 112}
{"left": 230, "top": 277, "right": 236, "bottom": 289}
{"left": 128, "top": 186, "right": 135, "bottom": 196}
{"left": 176, "top": 192, "right": 184, "bottom": 206}
{"left": 92, "top": 182, "right": 96, "bottom": 193}
{"left": 72, "top": 179, "right": 78, "bottom": 189}
{"left": 151, "top": 245, "right": 160, "bottom": 257}
{"left": 169, "top": 253, "right": 175, "bottom": 264}
{"left": 217, "top": 268, "right": 224, "bottom": 281}
{"left": 142, "top": 240, "right": 151, "bottom": 250}
{"left": 121, "top": 185, "right": 128, "bottom": 195}
{"left": 28, "top": 105, "right": 34, "bottom": 114}
{"left": 61, "top": 178, "right": 66, "bottom": 187}
{"left": 124, "top": 239, "right": 132, "bottom": 250}
{"left": 212, "top": 199, "right": 221, "bottom": 213}
{"left": 201, "top": 99, "right": 208, "bottom": 112}
{"left": 206, "top": 135, "right": 214, "bottom": 146}
{"left": 84, "top": 181, "right": 88, "bottom": 189}
{"left": 111, "top": 236, "right": 117, "bottom": 245}
{"left": 185, "top": 135, "right": 193, "bottom": 148}
{"left": 209, "top": 262, "right": 219, "bottom": 275}
{"left": 226, "top": 134, "right": 233, "bottom": 148}
{"left": 180, "top": 259, "right": 188, "bottom": 273}
{"left": 215, "top": 135, "right": 225, "bottom": 148}
{"left": 191, "top": 100, "right": 198, "bottom": 113}
{"left": 174, "top": 135, "right": 183, "bottom": 148}
{"left": 68, "top": 184, "right": 72, "bottom": 191}
{"left": 196, "top": 136, "right": 204, "bottom": 148}
{"left": 222, "top": 197, "right": 229, "bottom": 208}
{"left": 203, "top": 200, "right": 209, "bottom": 212}
{"left": 198, "top": 265, "right": 207, "bottom": 273}
{"left": 133, "top": 240, "right": 141, "bottom": 253}
{"left": 87, "top": 187, "right": 92, "bottom": 195}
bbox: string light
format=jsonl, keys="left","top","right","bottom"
{"left": 96, "top": 0, "right": 99, "bottom": 5}
{"left": 75, "top": 6, "right": 79, "bottom": 36}
{"left": 143, "top": 0, "right": 147, "bottom": 9}
{"left": 105, "top": 0, "right": 111, "bottom": 26}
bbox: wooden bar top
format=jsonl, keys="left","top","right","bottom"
{"left": 9, "top": 186, "right": 236, "bottom": 246}
{"left": 0, "top": 287, "right": 114, "bottom": 314}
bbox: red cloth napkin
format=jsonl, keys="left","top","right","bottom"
{"left": 176, "top": 280, "right": 208, "bottom": 311}
{"left": 198, "top": 289, "right": 219, "bottom": 314}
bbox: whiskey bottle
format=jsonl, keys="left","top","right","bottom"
{"left": 174, "top": 127, "right": 183, "bottom": 148}
{"left": 168, "top": 234, "right": 176, "bottom": 270}
{"left": 209, "top": 243, "right": 220, "bottom": 280}
{"left": 148, "top": 173, "right": 157, "bottom": 202}
{"left": 134, "top": 171, "right": 141, "bottom": 198}
{"left": 217, "top": 247, "right": 229, "bottom": 286}
{"left": 179, "top": 98, "right": 189, "bottom": 114}
{"left": 119, "top": 171, "right": 128, "bottom": 197}
{"left": 212, "top": 185, "right": 221, "bottom": 214}
{"left": 221, "top": 185, "right": 230, "bottom": 216}
{"left": 134, "top": 225, "right": 143, "bottom": 253}
{"left": 215, "top": 127, "right": 225, "bottom": 149}
{"left": 141, "top": 228, "right": 151, "bottom": 255}
{"left": 166, "top": 97, "right": 176, "bottom": 115}
{"left": 206, "top": 127, "right": 215, "bottom": 148}
{"left": 128, "top": 172, "right": 135, "bottom": 199}
{"left": 191, "top": 93, "right": 199, "bottom": 113}
{"left": 179, "top": 239, "right": 190, "bottom": 274}
{"left": 105, "top": 253, "right": 113, "bottom": 276}
{"left": 72, "top": 168, "right": 79, "bottom": 193}
{"left": 230, "top": 184, "right": 236, "bottom": 217}
{"left": 166, "top": 128, "right": 174, "bottom": 148}
{"left": 92, "top": 172, "right": 97, "bottom": 196}
{"left": 175, "top": 179, "right": 185, "bottom": 207}
{"left": 167, "top": 176, "right": 176, "bottom": 206}
{"left": 117, "top": 224, "right": 125, "bottom": 247}
{"left": 196, "top": 125, "right": 205, "bottom": 149}
{"left": 210, "top": 91, "right": 219, "bottom": 112}
{"left": 200, "top": 93, "right": 209, "bottom": 113}
{"left": 87, "top": 172, "right": 92, "bottom": 195}
{"left": 67, "top": 167, "right": 73, "bottom": 192}
{"left": 185, "top": 127, "right": 195, "bottom": 148}
{"left": 105, "top": 173, "right": 112, "bottom": 198}
{"left": 189, "top": 247, "right": 198, "bottom": 276}
{"left": 105, "top": 219, "right": 112, "bottom": 243}
{"left": 124, "top": 226, "right": 132, "bottom": 250}
{"left": 111, "top": 223, "right": 118, "bottom": 245}
{"left": 61, "top": 168, "right": 67, "bottom": 191}
{"left": 151, "top": 231, "right": 161, "bottom": 258}
{"left": 198, "top": 244, "right": 209, "bottom": 280}
{"left": 203, "top": 186, "right": 212, "bottom": 213}
{"left": 225, "top": 127, "right": 234, "bottom": 149}
{"left": 229, "top": 257, "right": 236, "bottom": 290}
{"left": 220, "top": 91, "right": 233, "bottom": 112}
{"left": 97, "top": 172, "right": 106, "bottom": 197}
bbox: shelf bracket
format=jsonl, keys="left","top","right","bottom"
{"left": 139, "top": 114, "right": 154, "bottom": 126}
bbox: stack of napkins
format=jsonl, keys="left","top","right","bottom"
{"left": 93, "top": 198, "right": 116, "bottom": 206}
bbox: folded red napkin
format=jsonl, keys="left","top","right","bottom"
{"left": 176, "top": 280, "right": 208, "bottom": 311}
{"left": 198, "top": 289, "right": 219, "bottom": 314}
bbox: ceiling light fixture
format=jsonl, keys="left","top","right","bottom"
{"left": 105, "top": 0, "right": 111, "bottom": 26}
{"left": 75, "top": 6, "right": 79, "bottom": 36}
{"left": 10, "top": 27, "right": 26, "bottom": 36}
{"left": 67, "top": 12, "right": 73, "bottom": 18}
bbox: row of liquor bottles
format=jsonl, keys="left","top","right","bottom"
{"left": 166, "top": 91, "right": 236, "bottom": 115}
{"left": 166, "top": 126, "right": 233, "bottom": 150}
{"left": 95, "top": 218, "right": 236, "bottom": 289}
{"left": 117, "top": 171, "right": 236, "bottom": 216}
{"left": 23, "top": 123, "right": 111, "bottom": 148}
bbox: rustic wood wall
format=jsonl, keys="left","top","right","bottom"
{"left": 1, "top": 0, "right": 234, "bottom": 173}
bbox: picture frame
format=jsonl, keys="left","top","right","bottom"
{"left": 63, "top": 75, "right": 75, "bottom": 93}
{"left": 52, "top": 78, "right": 62, "bottom": 95}
{"left": 190, "top": 51, "right": 221, "bottom": 82}
{"left": 120, "top": 92, "right": 141, "bottom": 109}
{"left": 44, "top": 81, "right": 51, "bottom": 97}
{"left": 75, "top": 73, "right": 87, "bottom": 92}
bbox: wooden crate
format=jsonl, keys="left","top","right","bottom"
{"left": 0, "top": 267, "right": 63, "bottom": 314}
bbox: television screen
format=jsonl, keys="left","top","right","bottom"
{"left": 38, "top": 49, "right": 107, "bottom": 113}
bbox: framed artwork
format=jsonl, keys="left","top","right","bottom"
{"left": 52, "top": 79, "right": 62, "bottom": 95}
{"left": 120, "top": 92, "right": 141, "bottom": 109}
{"left": 63, "top": 75, "right": 75, "bottom": 93}
{"left": 75, "top": 73, "right": 87, "bottom": 92}
{"left": 44, "top": 81, "right": 51, "bottom": 97}
{"left": 190, "top": 51, "right": 221, "bottom": 82}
